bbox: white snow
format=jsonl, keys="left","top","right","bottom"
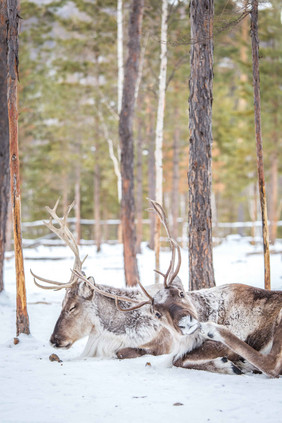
{"left": 1, "top": 236, "right": 282, "bottom": 423}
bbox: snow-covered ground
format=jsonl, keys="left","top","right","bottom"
{"left": 1, "top": 236, "right": 282, "bottom": 423}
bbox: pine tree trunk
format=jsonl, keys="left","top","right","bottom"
{"left": 117, "top": 0, "right": 124, "bottom": 115}
{"left": 94, "top": 161, "right": 101, "bottom": 253}
{"left": 119, "top": 0, "right": 144, "bottom": 286}
{"left": 188, "top": 0, "right": 215, "bottom": 290}
{"left": 154, "top": 0, "right": 168, "bottom": 282}
{"left": 7, "top": 0, "right": 30, "bottom": 335}
{"left": 74, "top": 165, "right": 81, "bottom": 245}
{"left": 0, "top": 0, "right": 10, "bottom": 293}
{"left": 136, "top": 119, "right": 143, "bottom": 254}
{"left": 250, "top": 0, "right": 270, "bottom": 289}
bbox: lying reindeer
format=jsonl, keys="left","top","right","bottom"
{"left": 31, "top": 200, "right": 172, "bottom": 358}
{"left": 96, "top": 200, "right": 281, "bottom": 378}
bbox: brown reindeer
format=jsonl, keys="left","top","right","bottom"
{"left": 109, "top": 200, "right": 282, "bottom": 378}
{"left": 31, "top": 200, "right": 171, "bottom": 358}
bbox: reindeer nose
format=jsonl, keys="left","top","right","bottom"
{"left": 50, "top": 333, "right": 61, "bottom": 347}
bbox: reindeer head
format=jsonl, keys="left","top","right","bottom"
{"left": 31, "top": 200, "right": 96, "bottom": 348}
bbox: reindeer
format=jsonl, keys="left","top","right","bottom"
{"left": 31, "top": 200, "right": 172, "bottom": 358}
{"left": 101, "top": 200, "right": 282, "bottom": 378}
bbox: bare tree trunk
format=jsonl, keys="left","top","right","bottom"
{"left": 117, "top": 0, "right": 124, "bottom": 115}
{"left": 119, "top": 0, "right": 144, "bottom": 286}
{"left": 94, "top": 161, "right": 101, "bottom": 253}
{"left": 172, "top": 107, "right": 180, "bottom": 241}
{"left": 136, "top": 119, "right": 143, "bottom": 254}
{"left": 7, "top": 0, "right": 30, "bottom": 335}
{"left": 0, "top": 0, "right": 10, "bottom": 292}
{"left": 250, "top": 0, "right": 270, "bottom": 289}
{"left": 147, "top": 98, "right": 155, "bottom": 250}
{"left": 74, "top": 165, "right": 81, "bottom": 245}
{"left": 188, "top": 0, "right": 215, "bottom": 290}
{"left": 154, "top": 0, "right": 168, "bottom": 282}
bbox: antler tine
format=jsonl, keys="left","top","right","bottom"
{"left": 115, "top": 298, "right": 152, "bottom": 312}
{"left": 136, "top": 278, "right": 153, "bottom": 301}
{"left": 167, "top": 239, "right": 181, "bottom": 284}
{"left": 147, "top": 198, "right": 181, "bottom": 287}
{"left": 31, "top": 269, "right": 75, "bottom": 291}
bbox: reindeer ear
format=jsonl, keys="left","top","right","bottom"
{"left": 78, "top": 280, "right": 93, "bottom": 299}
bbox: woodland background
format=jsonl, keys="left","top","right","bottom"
{"left": 6, "top": 0, "right": 282, "bottom": 246}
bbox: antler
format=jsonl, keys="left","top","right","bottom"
{"left": 71, "top": 270, "right": 152, "bottom": 311}
{"left": 148, "top": 199, "right": 181, "bottom": 287}
{"left": 31, "top": 199, "right": 87, "bottom": 290}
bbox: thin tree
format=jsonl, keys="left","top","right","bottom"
{"left": 0, "top": 0, "right": 10, "bottom": 292}
{"left": 7, "top": 0, "right": 30, "bottom": 334}
{"left": 154, "top": 0, "right": 168, "bottom": 282}
{"left": 188, "top": 0, "right": 216, "bottom": 290}
{"left": 250, "top": 0, "right": 270, "bottom": 289}
{"left": 119, "top": 0, "right": 144, "bottom": 286}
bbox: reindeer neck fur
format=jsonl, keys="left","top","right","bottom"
{"left": 79, "top": 283, "right": 163, "bottom": 358}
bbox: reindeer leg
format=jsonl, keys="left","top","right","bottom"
{"left": 117, "top": 328, "right": 172, "bottom": 359}
{"left": 200, "top": 321, "right": 282, "bottom": 378}
{"left": 173, "top": 340, "right": 243, "bottom": 375}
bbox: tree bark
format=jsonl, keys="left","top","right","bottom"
{"left": 7, "top": 0, "right": 30, "bottom": 334}
{"left": 250, "top": 0, "right": 270, "bottom": 289}
{"left": 154, "top": 0, "right": 168, "bottom": 282}
{"left": 119, "top": 0, "right": 144, "bottom": 286}
{"left": 188, "top": 0, "right": 216, "bottom": 290}
{"left": 0, "top": 0, "right": 10, "bottom": 292}
{"left": 117, "top": 0, "right": 124, "bottom": 115}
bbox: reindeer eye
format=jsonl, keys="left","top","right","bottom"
{"left": 69, "top": 305, "right": 77, "bottom": 313}
{"left": 155, "top": 311, "right": 162, "bottom": 319}
{"left": 179, "top": 291, "right": 184, "bottom": 298}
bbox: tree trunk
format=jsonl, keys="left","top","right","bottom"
{"left": 0, "top": 0, "right": 10, "bottom": 293}
{"left": 74, "top": 165, "right": 81, "bottom": 245}
{"left": 136, "top": 119, "right": 143, "bottom": 254}
{"left": 117, "top": 0, "right": 124, "bottom": 115}
{"left": 188, "top": 0, "right": 215, "bottom": 290}
{"left": 154, "top": 0, "right": 168, "bottom": 282}
{"left": 119, "top": 0, "right": 144, "bottom": 286}
{"left": 94, "top": 161, "right": 102, "bottom": 253}
{"left": 172, "top": 107, "right": 180, "bottom": 241}
{"left": 250, "top": 0, "right": 270, "bottom": 289}
{"left": 7, "top": 0, "right": 30, "bottom": 335}
{"left": 147, "top": 98, "right": 155, "bottom": 250}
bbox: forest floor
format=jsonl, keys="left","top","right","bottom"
{"left": 1, "top": 236, "right": 282, "bottom": 423}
